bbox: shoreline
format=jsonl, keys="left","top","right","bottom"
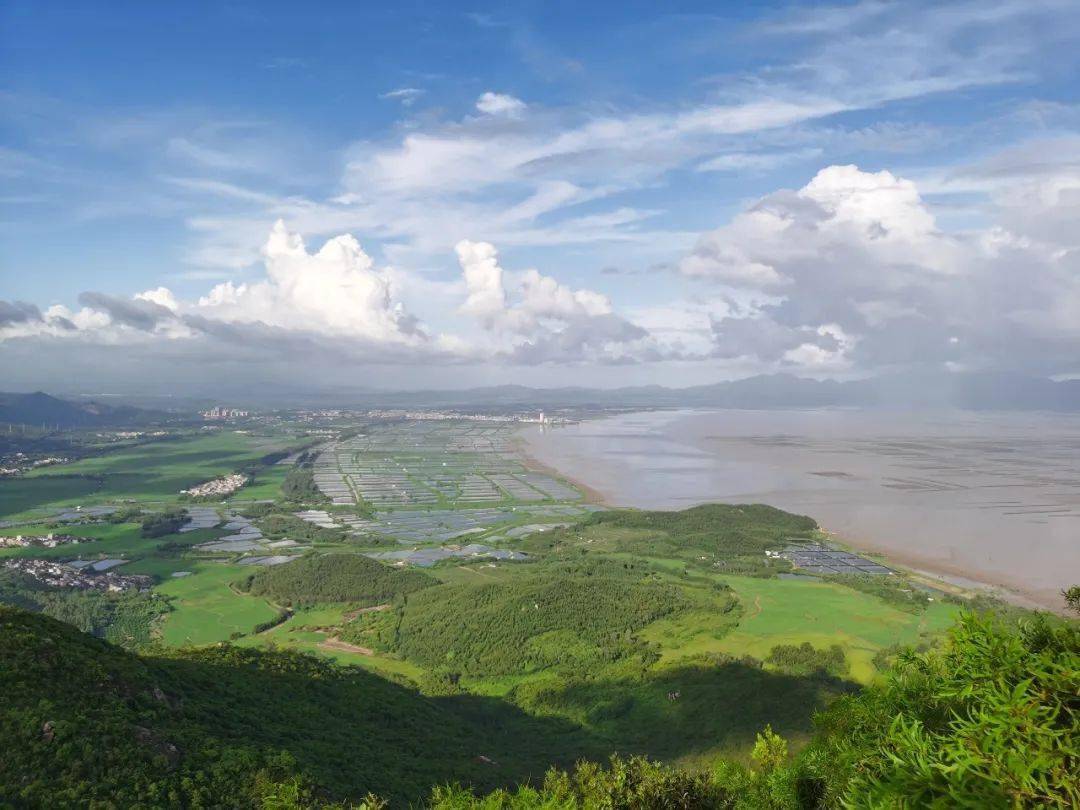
{"left": 515, "top": 418, "right": 1069, "bottom": 615}
{"left": 815, "top": 525, "right": 1064, "bottom": 613}
{"left": 513, "top": 433, "right": 612, "bottom": 507}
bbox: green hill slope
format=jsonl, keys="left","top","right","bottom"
{"left": 2, "top": 604, "right": 1077, "bottom": 808}
{"left": 0, "top": 606, "right": 599, "bottom": 806}
{"left": 236, "top": 553, "right": 435, "bottom": 607}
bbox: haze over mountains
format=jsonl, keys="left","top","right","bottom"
{"left": 0, "top": 391, "right": 160, "bottom": 429}
{"left": 5, "top": 371, "right": 1080, "bottom": 423}
{"left": 368, "top": 372, "right": 1080, "bottom": 412}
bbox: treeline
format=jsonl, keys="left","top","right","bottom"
{"left": 281, "top": 466, "right": 326, "bottom": 504}
{"left": 258, "top": 513, "right": 349, "bottom": 544}
{"left": 822, "top": 573, "right": 935, "bottom": 613}
{"left": 765, "top": 642, "right": 848, "bottom": 679}
{"left": 235, "top": 553, "right": 434, "bottom": 607}
{"left": 139, "top": 508, "right": 188, "bottom": 538}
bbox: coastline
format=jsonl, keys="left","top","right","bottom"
{"left": 513, "top": 432, "right": 612, "bottom": 507}
{"left": 815, "top": 525, "right": 1064, "bottom": 613}
{"left": 515, "top": 414, "right": 1071, "bottom": 615}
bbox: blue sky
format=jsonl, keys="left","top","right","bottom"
{"left": 2, "top": 1, "right": 1080, "bottom": 394}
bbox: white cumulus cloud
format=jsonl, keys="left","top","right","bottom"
{"left": 476, "top": 92, "right": 527, "bottom": 117}
{"left": 685, "top": 164, "right": 1080, "bottom": 374}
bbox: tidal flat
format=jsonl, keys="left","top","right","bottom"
{"left": 522, "top": 409, "right": 1080, "bottom": 611}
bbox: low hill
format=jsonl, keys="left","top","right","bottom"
{"left": 363, "top": 570, "right": 695, "bottom": 676}
{"left": 583, "top": 503, "right": 817, "bottom": 554}
{"left": 0, "top": 390, "right": 159, "bottom": 428}
{"left": 235, "top": 553, "right": 434, "bottom": 607}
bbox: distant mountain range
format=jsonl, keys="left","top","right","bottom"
{"left": 0, "top": 391, "right": 160, "bottom": 428}
{"left": 6, "top": 371, "right": 1080, "bottom": 417}
{"left": 350, "top": 372, "right": 1080, "bottom": 412}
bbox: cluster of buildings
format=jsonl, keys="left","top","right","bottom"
{"left": 363, "top": 409, "right": 520, "bottom": 422}
{"left": 181, "top": 473, "right": 248, "bottom": 499}
{"left": 3, "top": 558, "right": 151, "bottom": 592}
{"left": 0, "top": 532, "right": 91, "bottom": 548}
{"left": 361, "top": 410, "right": 555, "bottom": 424}
{"left": 0, "top": 453, "right": 69, "bottom": 477}
{"left": 97, "top": 430, "right": 170, "bottom": 440}
{"left": 201, "top": 406, "right": 250, "bottom": 420}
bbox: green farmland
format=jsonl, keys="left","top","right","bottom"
{"left": 0, "top": 430, "right": 297, "bottom": 520}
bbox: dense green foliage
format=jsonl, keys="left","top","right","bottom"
{"left": 522, "top": 503, "right": 817, "bottom": 576}
{"left": 430, "top": 754, "right": 728, "bottom": 808}
{"left": 1064, "top": 585, "right": 1080, "bottom": 614}
{"left": 107, "top": 505, "right": 145, "bottom": 523}
{"left": 2, "top": 602, "right": 1075, "bottom": 808}
{"left": 281, "top": 451, "right": 327, "bottom": 504}
{"left": 801, "top": 612, "right": 1080, "bottom": 807}
{"left": 764, "top": 643, "right": 848, "bottom": 679}
{"left": 0, "top": 606, "right": 601, "bottom": 806}
{"left": 0, "top": 569, "right": 168, "bottom": 647}
{"left": 364, "top": 570, "right": 691, "bottom": 676}
{"left": 236, "top": 553, "right": 434, "bottom": 607}
{"left": 584, "top": 503, "right": 815, "bottom": 553}
{"left": 140, "top": 507, "right": 188, "bottom": 538}
{"left": 258, "top": 513, "right": 350, "bottom": 544}
{"left": 281, "top": 466, "right": 325, "bottom": 503}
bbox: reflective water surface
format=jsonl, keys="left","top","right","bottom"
{"left": 522, "top": 409, "right": 1080, "bottom": 610}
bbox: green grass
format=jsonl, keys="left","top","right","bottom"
{"left": 705, "top": 575, "right": 962, "bottom": 682}
{"left": 228, "top": 464, "right": 290, "bottom": 502}
{"left": 156, "top": 564, "right": 279, "bottom": 645}
{"left": 11, "top": 432, "right": 295, "bottom": 513}
{"left": 235, "top": 604, "right": 428, "bottom": 680}
{"left": 0, "top": 476, "right": 104, "bottom": 519}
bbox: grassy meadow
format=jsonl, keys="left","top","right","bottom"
{"left": 156, "top": 563, "right": 279, "bottom": 645}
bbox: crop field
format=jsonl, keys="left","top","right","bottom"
{"left": 311, "top": 421, "right": 585, "bottom": 510}
{"left": 2, "top": 431, "right": 298, "bottom": 522}
{"left": 0, "top": 476, "right": 104, "bottom": 520}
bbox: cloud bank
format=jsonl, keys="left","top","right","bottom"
{"left": 685, "top": 165, "right": 1080, "bottom": 375}
{"left": 4, "top": 159, "right": 1077, "bottom": 392}
{"left": 0, "top": 221, "right": 674, "bottom": 387}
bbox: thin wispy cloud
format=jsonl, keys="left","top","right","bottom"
{"left": 379, "top": 87, "right": 426, "bottom": 107}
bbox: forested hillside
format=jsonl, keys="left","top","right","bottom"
{"left": 394, "top": 576, "right": 683, "bottom": 675}
{"left": 2, "top": 602, "right": 1076, "bottom": 808}
{"left": 236, "top": 554, "right": 434, "bottom": 607}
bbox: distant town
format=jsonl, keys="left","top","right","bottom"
{"left": 4, "top": 558, "right": 150, "bottom": 592}
{"left": 181, "top": 473, "right": 249, "bottom": 499}
{"left": 0, "top": 532, "right": 91, "bottom": 549}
